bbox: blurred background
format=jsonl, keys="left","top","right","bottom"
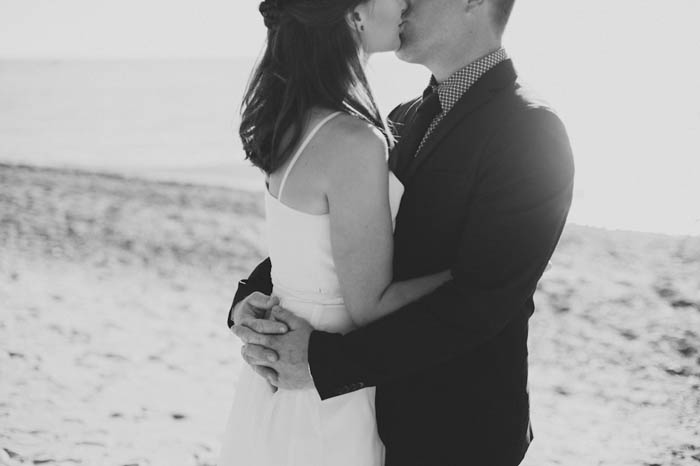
{"left": 1, "top": 1, "right": 699, "bottom": 465}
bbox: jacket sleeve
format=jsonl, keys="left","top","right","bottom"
{"left": 227, "top": 257, "right": 273, "bottom": 328}
{"left": 308, "top": 109, "right": 575, "bottom": 399}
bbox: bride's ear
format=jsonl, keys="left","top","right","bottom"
{"left": 346, "top": 8, "right": 365, "bottom": 33}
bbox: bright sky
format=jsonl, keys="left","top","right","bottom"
{"left": 0, "top": 0, "right": 264, "bottom": 59}
{"left": 1, "top": 0, "right": 699, "bottom": 234}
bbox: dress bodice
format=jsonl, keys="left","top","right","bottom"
{"left": 264, "top": 112, "right": 404, "bottom": 333}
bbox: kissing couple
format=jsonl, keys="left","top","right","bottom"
{"left": 219, "top": 0, "right": 574, "bottom": 465}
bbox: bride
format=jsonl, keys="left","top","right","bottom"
{"left": 218, "top": 0, "right": 450, "bottom": 464}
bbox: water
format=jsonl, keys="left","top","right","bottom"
{"left": 1, "top": 55, "right": 698, "bottom": 236}
{"left": 0, "top": 59, "right": 264, "bottom": 189}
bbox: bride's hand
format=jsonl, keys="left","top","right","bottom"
{"left": 232, "top": 292, "right": 287, "bottom": 334}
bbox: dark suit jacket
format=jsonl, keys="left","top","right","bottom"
{"left": 229, "top": 60, "right": 575, "bottom": 466}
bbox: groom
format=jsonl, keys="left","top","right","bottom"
{"left": 229, "top": 0, "right": 574, "bottom": 464}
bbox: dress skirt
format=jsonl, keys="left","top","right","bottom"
{"left": 218, "top": 294, "right": 385, "bottom": 466}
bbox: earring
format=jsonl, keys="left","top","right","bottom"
{"left": 352, "top": 11, "right": 364, "bottom": 32}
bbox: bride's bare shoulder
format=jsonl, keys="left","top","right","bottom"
{"left": 327, "top": 112, "right": 386, "bottom": 145}
{"left": 312, "top": 113, "right": 389, "bottom": 198}
{"left": 319, "top": 113, "right": 388, "bottom": 173}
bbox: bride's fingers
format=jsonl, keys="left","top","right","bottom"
{"left": 242, "top": 343, "right": 279, "bottom": 364}
{"left": 232, "top": 325, "right": 274, "bottom": 346}
{"left": 247, "top": 292, "right": 279, "bottom": 310}
{"left": 271, "top": 306, "right": 309, "bottom": 330}
{"left": 242, "top": 318, "right": 288, "bottom": 335}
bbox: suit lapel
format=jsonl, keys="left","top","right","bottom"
{"left": 388, "top": 98, "right": 422, "bottom": 176}
{"left": 403, "top": 60, "right": 518, "bottom": 183}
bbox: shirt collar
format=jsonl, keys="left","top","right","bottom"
{"left": 429, "top": 47, "right": 508, "bottom": 114}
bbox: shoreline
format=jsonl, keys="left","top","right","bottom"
{"left": 2, "top": 161, "right": 697, "bottom": 239}
{"left": 0, "top": 161, "right": 265, "bottom": 192}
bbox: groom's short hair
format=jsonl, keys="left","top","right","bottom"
{"left": 491, "top": 0, "right": 515, "bottom": 32}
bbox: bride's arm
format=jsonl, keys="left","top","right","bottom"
{"left": 372, "top": 270, "right": 451, "bottom": 323}
{"left": 326, "top": 120, "right": 449, "bottom": 328}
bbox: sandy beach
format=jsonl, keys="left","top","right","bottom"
{"left": 1, "top": 163, "right": 698, "bottom": 466}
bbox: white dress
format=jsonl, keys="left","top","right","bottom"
{"left": 218, "top": 112, "right": 404, "bottom": 466}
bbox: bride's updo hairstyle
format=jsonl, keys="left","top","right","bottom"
{"left": 240, "top": 0, "right": 391, "bottom": 174}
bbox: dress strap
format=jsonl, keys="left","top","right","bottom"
{"left": 278, "top": 111, "right": 342, "bottom": 202}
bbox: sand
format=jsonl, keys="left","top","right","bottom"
{"left": 1, "top": 163, "right": 698, "bottom": 466}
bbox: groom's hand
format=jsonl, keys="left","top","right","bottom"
{"left": 267, "top": 306, "right": 314, "bottom": 390}
{"left": 233, "top": 306, "right": 315, "bottom": 390}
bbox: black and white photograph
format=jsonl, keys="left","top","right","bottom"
{"left": 1, "top": 0, "right": 699, "bottom": 465}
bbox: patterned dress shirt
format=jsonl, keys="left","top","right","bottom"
{"left": 415, "top": 47, "right": 508, "bottom": 156}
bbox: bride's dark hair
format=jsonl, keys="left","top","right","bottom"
{"left": 240, "top": 0, "right": 392, "bottom": 174}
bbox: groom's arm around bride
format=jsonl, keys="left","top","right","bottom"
{"left": 230, "top": 72, "right": 574, "bottom": 465}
